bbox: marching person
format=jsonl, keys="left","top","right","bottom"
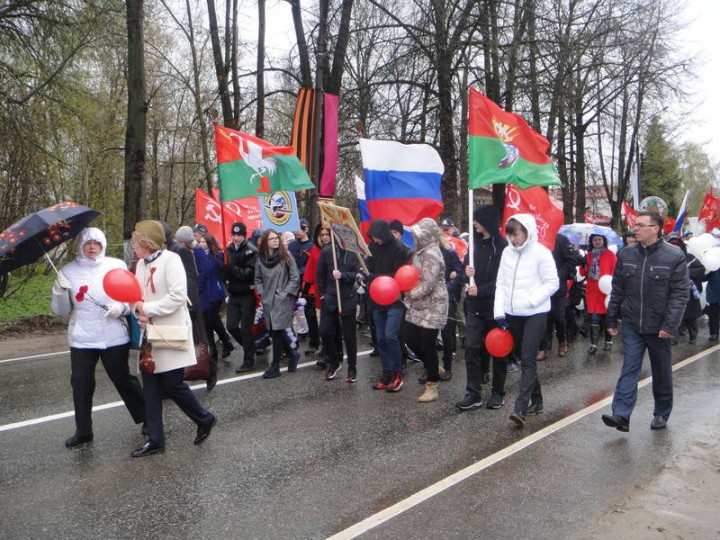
{"left": 131, "top": 220, "right": 216, "bottom": 457}
{"left": 403, "top": 218, "right": 448, "bottom": 402}
{"left": 580, "top": 233, "right": 617, "bottom": 354}
{"left": 51, "top": 227, "right": 145, "bottom": 447}
{"left": 456, "top": 204, "right": 508, "bottom": 411}
{"left": 194, "top": 232, "right": 234, "bottom": 389}
{"left": 254, "top": 229, "right": 301, "bottom": 378}
{"left": 367, "top": 219, "right": 413, "bottom": 392}
{"left": 602, "top": 211, "right": 690, "bottom": 432}
{"left": 223, "top": 221, "right": 258, "bottom": 373}
{"left": 494, "top": 214, "right": 559, "bottom": 427}
{"left": 666, "top": 235, "right": 705, "bottom": 344}
{"left": 316, "top": 230, "right": 362, "bottom": 382}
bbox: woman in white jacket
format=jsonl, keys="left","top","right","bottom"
{"left": 131, "top": 220, "right": 216, "bottom": 457}
{"left": 51, "top": 227, "right": 145, "bottom": 447}
{"left": 493, "top": 214, "right": 559, "bottom": 427}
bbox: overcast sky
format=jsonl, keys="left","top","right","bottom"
{"left": 677, "top": 0, "right": 720, "bottom": 162}
{"left": 260, "top": 1, "right": 718, "bottom": 163}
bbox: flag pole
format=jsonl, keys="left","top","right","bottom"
{"left": 329, "top": 227, "right": 343, "bottom": 315}
{"left": 468, "top": 189, "right": 475, "bottom": 288}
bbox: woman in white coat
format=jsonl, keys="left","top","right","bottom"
{"left": 494, "top": 214, "right": 559, "bottom": 427}
{"left": 130, "top": 220, "right": 216, "bottom": 457}
{"left": 51, "top": 227, "right": 145, "bottom": 447}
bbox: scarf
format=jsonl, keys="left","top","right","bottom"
{"left": 589, "top": 248, "right": 603, "bottom": 281}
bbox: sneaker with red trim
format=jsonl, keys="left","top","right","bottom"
{"left": 345, "top": 366, "right": 357, "bottom": 383}
{"left": 386, "top": 372, "right": 403, "bottom": 392}
{"left": 373, "top": 372, "right": 393, "bottom": 390}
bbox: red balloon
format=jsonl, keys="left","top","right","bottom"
{"left": 103, "top": 268, "right": 143, "bottom": 304}
{"left": 394, "top": 264, "right": 420, "bottom": 292}
{"left": 369, "top": 276, "right": 401, "bottom": 306}
{"left": 485, "top": 328, "right": 514, "bottom": 358}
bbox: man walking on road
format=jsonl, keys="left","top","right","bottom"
{"left": 602, "top": 211, "right": 690, "bottom": 432}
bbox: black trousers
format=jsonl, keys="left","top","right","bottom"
{"left": 70, "top": 343, "right": 145, "bottom": 436}
{"left": 305, "top": 295, "right": 320, "bottom": 349}
{"left": 464, "top": 312, "right": 507, "bottom": 397}
{"left": 320, "top": 305, "right": 357, "bottom": 368}
{"left": 405, "top": 322, "right": 440, "bottom": 382}
{"left": 540, "top": 295, "right": 567, "bottom": 351}
{"left": 507, "top": 312, "right": 547, "bottom": 414}
{"left": 141, "top": 368, "right": 213, "bottom": 447}
{"left": 226, "top": 294, "right": 256, "bottom": 364}
{"left": 441, "top": 291, "right": 460, "bottom": 369}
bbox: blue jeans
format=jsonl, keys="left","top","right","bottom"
{"left": 373, "top": 307, "right": 404, "bottom": 373}
{"left": 612, "top": 325, "right": 673, "bottom": 421}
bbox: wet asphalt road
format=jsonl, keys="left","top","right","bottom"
{"left": 1, "top": 330, "right": 719, "bottom": 539}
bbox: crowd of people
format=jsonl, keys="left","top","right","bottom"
{"left": 51, "top": 209, "right": 720, "bottom": 456}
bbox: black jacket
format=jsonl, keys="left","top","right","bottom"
{"left": 317, "top": 244, "right": 361, "bottom": 314}
{"left": 223, "top": 239, "right": 257, "bottom": 296}
{"left": 366, "top": 219, "right": 413, "bottom": 311}
{"left": 442, "top": 246, "right": 464, "bottom": 301}
{"left": 463, "top": 205, "right": 507, "bottom": 319}
{"left": 552, "top": 233, "right": 584, "bottom": 297}
{"left": 607, "top": 239, "right": 690, "bottom": 334}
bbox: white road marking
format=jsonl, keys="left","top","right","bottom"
{"left": 326, "top": 344, "right": 720, "bottom": 539}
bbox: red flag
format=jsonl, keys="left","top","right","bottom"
{"left": 622, "top": 201, "right": 638, "bottom": 229}
{"left": 502, "top": 184, "right": 564, "bottom": 249}
{"left": 195, "top": 189, "right": 262, "bottom": 246}
{"left": 698, "top": 190, "right": 720, "bottom": 232}
{"left": 662, "top": 217, "right": 676, "bottom": 235}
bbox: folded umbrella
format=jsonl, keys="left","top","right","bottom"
{"left": 0, "top": 201, "right": 101, "bottom": 275}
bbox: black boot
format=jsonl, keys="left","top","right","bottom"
{"left": 587, "top": 325, "right": 599, "bottom": 354}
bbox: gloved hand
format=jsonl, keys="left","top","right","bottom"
{"left": 54, "top": 272, "right": 71, "bottom": 290}
{"left": 104, "top": 302, "right": 125, "bottom": 319}
{"left": 496, "top": 317, "right": 510, "bottom": 331}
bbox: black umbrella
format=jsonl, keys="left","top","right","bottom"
{"left": 0, "top": 201, "right": 101, "bottom": 275}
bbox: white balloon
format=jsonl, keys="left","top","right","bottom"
{"left": 598, "top": 274, "right": 613, "bottom": 295}
{"left": 608, "top": 244, "right": 618, "bottom": 254}
{"left": 604, "top": 295, "right": 610, "bottom": 309}
{"left": 701, "top": 247, "right": 720, "bottom": 272}
{"left": 688, "top": 233, "right": 715, "bottom": 257}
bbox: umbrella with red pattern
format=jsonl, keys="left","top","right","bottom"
{"left": 0, "top": 201, "right": 100, "bottom": 275}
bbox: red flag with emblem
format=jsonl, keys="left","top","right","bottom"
{"left": 502, "top": 184, "right": 564, "bottom": 249}
{"left": 195, "top": 189, "right": 262, "bottom": 246}
{"left": 698, "top": 189, "right": 720, "bottom": 232}
{"left": 622, "top": 201, "right": 638, "bottom": 229}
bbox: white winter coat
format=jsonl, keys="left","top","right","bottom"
{"left": 51, "top": 228, "right": 130, "bottom": 349}
{"left": 493, "top": 214, "right": 559, "bottom": 318}
{"left": 135, "top": 249, "right": 196, "bottom": 373}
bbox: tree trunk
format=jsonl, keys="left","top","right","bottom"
{"left": 124, "top": 0, "right": 146, "bottom": 239}
{"left": 256, "top": 0, "right": 265, "bottom": 138}
{"left": 207, "top": 0, "right": 233, "bottom": 127}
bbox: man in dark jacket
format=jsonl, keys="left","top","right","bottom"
{"left": 367, "top": 219, "right": 412, "bottom": 392}
{"left": 456, "top": 205, "right": 508, "bottom": 411}
{"left": 223, "top": 221, "right": 258, "bottom": 372}
{"left": 602, "top": 211, "right": 690, "bottom": 432}
{"left": 317, "top": 241, "right": 362, "bottom": 382}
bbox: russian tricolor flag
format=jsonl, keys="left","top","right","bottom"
{"left": 672, "top": 190, "right": 690, "bottom": 235}
{"left": 359, "top": 139, "right": 444, "bottom": 226}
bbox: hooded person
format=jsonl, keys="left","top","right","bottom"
{"left": 50, "top": 227, "right": 146, "bottom": 448}
{"left": 493, "top": 214, "right": 559, "bottom": 427}
{"left": 366, "top": 219, "right": 413, "bottom": 392}
{"left": 403, "top": 218, "right": 448, "bottom": 402}
{"left": 455, "top": 205, "right": 509, "bottom": 412}
{"left": 580, "top": 233, "right": 617, "bottom": 354}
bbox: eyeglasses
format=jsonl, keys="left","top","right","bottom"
{"left": 632, "top": 223, "right": 658, "bottom": 229}
{"left": 267, "top": 236, "right": 280, "bottom": 241}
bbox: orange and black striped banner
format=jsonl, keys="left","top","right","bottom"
{"left": 290, "top": 87, "right": 317, "bottom": 176}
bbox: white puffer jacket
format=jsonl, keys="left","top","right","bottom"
{"left": 493, "top": 214, "right": 559, "bottom": 318}
{"left": 51, "top": 228, "right": 130, "bottom": 349}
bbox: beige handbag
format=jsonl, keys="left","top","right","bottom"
{"left": 146, "top": 323, "right": 190, "bottom": 350}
